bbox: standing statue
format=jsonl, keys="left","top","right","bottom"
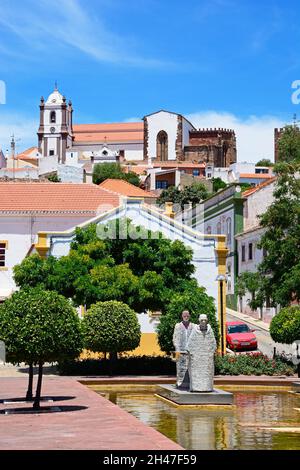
{"left": 172, "top": 310, "right": 195, "bottom": 389}
{"left": 186, "top": 314, "right": 217, "bottom": 392}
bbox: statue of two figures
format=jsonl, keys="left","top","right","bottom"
{"left": 172, "top": 311, "right": 217, "bottom": 392}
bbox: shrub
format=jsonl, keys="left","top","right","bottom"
{"left": 269, "top": 306, "right": 300, "bottom": 344}
{"left": 215, "top": 352, "right": 295, "bottom": 376}
{"left": 82, "top": 301, "right": 141, "bottom": 360}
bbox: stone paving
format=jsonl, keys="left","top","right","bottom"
{"left": 0, "top": 376, "right": 182, "bottom": 450}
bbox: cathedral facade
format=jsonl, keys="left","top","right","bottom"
{"left": 38, "top": 87, "right": 237, "bottom": 167}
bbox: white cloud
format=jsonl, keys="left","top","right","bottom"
{"left": 186, "top": 111, "right": 285, "bottom": 163}
{"left": 0, "top": 0, "right": 168, "bottom": 68}
{"left": 0, "top": 113, "right": 37, "bottom": 153}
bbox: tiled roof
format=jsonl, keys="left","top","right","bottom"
{"left": 17, "top": 147, "right": 39, "bottom": 160}
{"left": 73, "top": 122, "right": 144, "bottom": 143}
{"left": 153, "top": 162, "right": 206, "bottom": 168}
{"left": 122, "top": 165, "right": 148, "bottom": 175}
{"left": 242, "top": 177, "right": 276, "bottom": 198}
{"left": 0, "top": 182, "right": 120, "bottom": 214}
{"left": 239, "top": 173, "right": 274, "bottom": 179}
{"left": 99, "top": 179, "right": 156, "bottom": 198}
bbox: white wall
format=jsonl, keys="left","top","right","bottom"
{"left": 57, "top": 164, "right": 83, "bottom": 183}
{"left": 244, "top": 181, "right": 275, "bottom": 231}
{"left": 124, "top": 149, "right": 144, "bottom": 161}
{"left": 146, "top": 111, "right": 178, "bottom": 161}
{"left": 0, "top": 215, "right": 94, "bottom": 294}
{"left": 39, "top": 155, "right": 58, "bottom": 175}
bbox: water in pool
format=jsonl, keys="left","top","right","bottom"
{"left": 92, "top": 385, "right": 300, "bottom": 450}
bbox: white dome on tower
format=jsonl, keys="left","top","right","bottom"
{"left": 46, "top": 88, "right": 64, "bottom": 105}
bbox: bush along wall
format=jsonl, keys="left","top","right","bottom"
{"left": 58, "top": 352, "right": 295, "bottom": 376}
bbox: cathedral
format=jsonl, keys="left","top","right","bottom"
{"left": 37, "top": 87, "right": 237, "bottom": 167}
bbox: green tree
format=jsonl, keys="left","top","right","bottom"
{"left": 82, "top": 301, "right": 141, "bottom": 366}
{"left": 92, "top": 162, "right": 140, "bottom": 186}
{"left": 179, "top": 182, "right": 210, "bottom": 208}
{"left": 277, "top": 125, "right": 300, "bottom": 163}
{"left": 269, "top": 306, "right": 300, "bottom": 377}
{"left": 258, "top": 162, "right": 300, "bottom": 306}
{"left": 47, "top": 173, "right": 61, "bottom": 182}
{"left": 237, "top": 272, "right": 265, "bottom": 311}
{"left": 212, "top": 177, "right": 227, "bottom": 192}
{"left": 156, "top": 186, "right": 181, "bottom": 207}
{"left": 157, "top": 285, "right": 218, "bottom": 352}
{"left": 157, "top": 182, "right": 209, "bottom": 209}
{"left": 0, "top": 288, "right": 83, "bottom": 409}
{"left": 256, "top": 159, "right": 274, "bottom": 167}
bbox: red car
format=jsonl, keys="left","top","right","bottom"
{"left": 226, "top": 321, "right": 257, "bottom": 351}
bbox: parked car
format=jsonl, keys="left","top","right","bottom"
{"left": 226, "top": 321, "right": 257, "bottom": 351}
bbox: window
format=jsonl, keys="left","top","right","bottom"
{"left": 193, "top": 169, "right": 200, "bottom": 176}
{"left": 227, "top": 324, "right": 250, "bottom": 334}
{"left": 241, "top": 245, "right": 246, "bottom": 262}
{"left": 156, "top": 180, "right": 168, "bottom": 189}
{"left": 248, "top": 242, "right": 253, "bottom": 260}
{"left": 0, "top": 242, "right": 7, "bottom": 267}
{"left": 156, "top": 130, "right": 168, "bottom": 161}
{"left": 50, "top": 111, "right": 56, "bottom": 123}
{"left": 49, "top": 150, "right": 54, "bottom": 156}
{"left": 217, "top": 222, "right": 221, "bottom": 234}
{"left": 206, "top": 226, "right": 212, "bottom": 234}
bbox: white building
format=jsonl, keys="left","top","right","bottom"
{"left": 235, "top": 177, "right": 277, "bottom": 322}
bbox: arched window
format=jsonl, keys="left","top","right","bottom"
{"left": 50, "top": 111, "right": 56, "bottom": 123}
{"left": 206, "top": 226, "right": 212, "bottom": 235}
{"left": 156, "top": 130, "right": 168, "bottom": 161}
{"left": 217, "top": 222, "right": 221, "bottom": 234}
{"left": 226, "top": 217, "right": 232, "bottom": 244}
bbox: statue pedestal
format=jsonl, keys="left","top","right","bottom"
{"left": 157, "top": 384, "right": 234, "bottom": 406}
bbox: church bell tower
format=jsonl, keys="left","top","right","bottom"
{"left": 37, "top": 85, "right": 73, "bottom": 163}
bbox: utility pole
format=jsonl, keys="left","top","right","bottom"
{"left": 11, "top": 134, "right": 15, "bottom": 181}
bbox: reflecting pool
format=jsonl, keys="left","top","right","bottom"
{"left": 91, "top": 385, "right": 300, "bottom": 450}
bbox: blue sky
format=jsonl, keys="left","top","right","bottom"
{"left": 0, "top": 0, "right": 300, "bottom": 161}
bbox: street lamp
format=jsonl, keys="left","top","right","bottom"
{"left": 216, "top": 274, "right": 227, "bottom": 356}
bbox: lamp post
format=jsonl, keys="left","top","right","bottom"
{"left": 216, "top": 274, "right": 227, "bottom": 356}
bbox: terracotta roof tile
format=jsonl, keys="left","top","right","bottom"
{"left": 99, "top": 179, "right": 156, "bottom": 198}
{"left": 73, "top": 122, "right": 144, "bottom": 143}
{"left": 153, "top": 162, "right": 206, "bottom": 168}
{"left": 0, "top": 182, "right": 120, "bottom": 214}
{"left": 239, "top": 173, "right": 274, "bottom": 179}
{"left": 243, "top": 177, "right": 276, "bottom": 197}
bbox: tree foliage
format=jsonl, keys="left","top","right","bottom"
{"left": 277, "top": 125, "right": 300, "bottom": 163}
{"left": 256, "top": 159, "right": 273, "bottom": 167}
{"left": 92, "top": 162, "right": 140, "bottom": 186}
{"left": 157, "top": 182, "right": 210, "bottom": 209}
{"left": 82, "top": 301, "right": 141, "bottom": 357}
{"left": 269, "top": 306, "right": 300, "bottom": 344}
{"left": 0, "top": 287, "right": 83, "bottom": 408}
{"left": 212, "top": 177, "right": 227, "bottom": 192}
{"left": 257, "top": 161, "right": 300, "bottom": 306}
